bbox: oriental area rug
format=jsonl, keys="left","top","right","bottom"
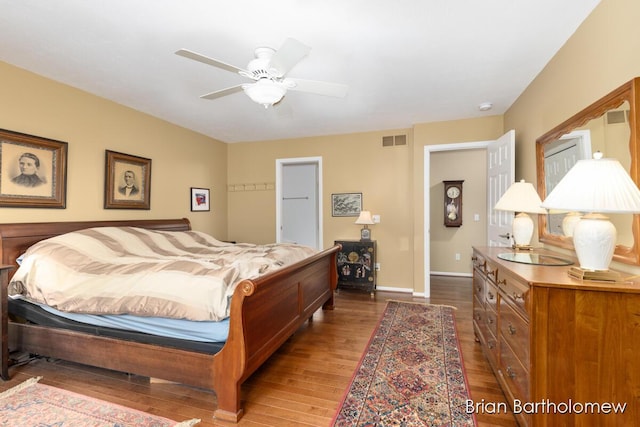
{"left": 332, "top": 301, "right": 476, "bottom": 426}
{"left": 0, "top": 376, "right": 200, "bottom": 427}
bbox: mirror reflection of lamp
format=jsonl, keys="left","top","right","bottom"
{"left": 355, "top": 210, "right": 375, "bottom": 241}
{"left": 541, "top": 152, "right": 640, "bottom": 278}
{"left": 494, "top": 180, "right": 547, "bottom": 249}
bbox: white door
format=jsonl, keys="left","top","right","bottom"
{"left": 487, "top": 130, "right": 516, "bottom": 247}
{"left": 276, "top": 157, "right": 323, "bottom": 249}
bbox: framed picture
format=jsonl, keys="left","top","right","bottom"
{"left": 332, "top": 192, "right": 363, "bottom": 217}
{"left": 190, "top": 187, "right": 210, "bottom": 212}
{"left": 104, "top": 150, "right": 151, "bottom": 209}
{"left": 0, "top": 128, "right": 68, "bottom": 208}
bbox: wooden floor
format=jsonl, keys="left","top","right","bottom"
{"left": 1, "top": 276, "right": 518, "bottom": 426}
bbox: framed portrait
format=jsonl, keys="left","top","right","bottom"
{"left": 190, "top": 187, "right": 210, "bottom": 212}
{"left": 104, "top": 150, "right": 151, "bottom": 209}
{"left": 331, "top": 192, "right": 363, "bottom": 217}
{"left": 0, "top": 128, "right": 68, "bottom": 208}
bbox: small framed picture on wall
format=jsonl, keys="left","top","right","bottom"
{"left": 191, "top": 187, "right": 210, "bottom": 211}
{"left": 331, "top": 192, "right": 363, "bottom": 217}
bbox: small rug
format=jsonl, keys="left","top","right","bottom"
{"left": 332, "top": 301, "right": 476, "bottom": 426}
{"left": 0, "top": 377, "right": 200, "bottom": 426}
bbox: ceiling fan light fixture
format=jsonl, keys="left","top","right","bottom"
{"left": 243, "top": 80, "right": 286, "bottom": 108}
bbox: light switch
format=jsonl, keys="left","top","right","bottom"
{"left": 372, "top": 215, "right": 381, "bottom": 223}
{"left": 474, "top": 214, "right": 480, "bottom": 222}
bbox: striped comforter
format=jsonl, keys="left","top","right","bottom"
{"left": 8, "top": 227, "right": 317, "bottom": 321}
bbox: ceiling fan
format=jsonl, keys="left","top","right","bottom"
{"left": 175, "top": 38, "right": 348, "bottom": 108}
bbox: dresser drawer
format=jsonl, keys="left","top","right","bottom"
{"left": 473, "top": 295, "right": 485, "bottom": 330}
{"left": 484, "top": 326, "right": 499, "bottom": 369}
{"left": 472, "top": 251, "right": 487, "bottom": 272}
{"left": 473, "top": 271, "right": 485, "bottom": 302}
{"left": 496, "top": 270, "right": 529, "bottom": 318}
{"left": 499, "top": 338, "right": 530, "bottom": 402}
{"left": 485, "top": 283, "right": 498, "bottom": 337}
{"left": 485, "top": 260, "right": 498, "bottom": 285}
{"left": 499, "top": 300, "right": 530, "bottom": 366}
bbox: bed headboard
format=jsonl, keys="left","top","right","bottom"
{"left": 0, "top": 218, "right": 191, "bottom": 279}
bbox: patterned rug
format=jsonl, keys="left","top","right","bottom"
{"left": 0, "top": 376, "right": 200, "bottom": 426}
{"left": 333, "top": 301, "right": 476, "bottom": 426}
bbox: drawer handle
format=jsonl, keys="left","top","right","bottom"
{"left": 487, "top": 269, "right": 495, "bottom": 278}
{"left": 506, "top": 366, "right": 516, "bottom": 379}
{"left": 508, "top": 324, "right": 516, "bottom": 335}
{"left": 487, "top": 291, "right": 495, "bottom": 300}
{"left": 488, "top": 341, "right": 495, "bottom": 349}
{"left": 475, "top": 313, "right": 482, "bottom": 321}
{"left": 487, "top": 317, "right": 494, "bottom": 324}
{"left": 512, "top": 292, "right": 524, "bottom": 301}
{"left": 476, "top": 285, "right": 482, "bottom": 292}
{"left": 497, "top": 279, "right": 506, "bottom": 287}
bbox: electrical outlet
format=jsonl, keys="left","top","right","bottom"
{"left": 375, "top": 263, "right": 381, "bottom": 271}
{"left": 455, "top": 253, "right": 461, "bottom": 261}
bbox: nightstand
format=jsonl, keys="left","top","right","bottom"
{"left": 334, "top": 240, "right": 376, "bottom": 294}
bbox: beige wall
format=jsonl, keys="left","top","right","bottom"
{"left": 227, "top": 129, "right": 414, "bottom": 291}
{"left": 505, "top": 0, "right": 640, "bottom": 273}
{"left": 0, "top": 61, "right": 228, "bottom": 237}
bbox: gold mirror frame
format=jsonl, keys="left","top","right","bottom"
{"left": 536, "top": 77, "right": 640, "bottom": 265}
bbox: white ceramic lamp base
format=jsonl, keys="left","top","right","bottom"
{"left": 512, "top": 212, "right": 534, "bottom": 248}
{"left": 572, "top": 213, "right": 616, "bottom": 271}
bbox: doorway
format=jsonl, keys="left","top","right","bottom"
{"left": 275, "top": 157, "right": 323, "bottom": 249}
{"left": 423, "top": 131, "right": 514, "bottom": 298}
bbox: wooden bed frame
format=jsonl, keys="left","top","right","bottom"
{"left": 0, "top": 218, "right": 339, "bottom": 422}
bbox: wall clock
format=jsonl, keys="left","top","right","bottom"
{"left": 443, "top": 180, "right": 464, "bottom": 227}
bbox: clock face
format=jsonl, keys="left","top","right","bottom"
{"left": 446, "top": 186, "right": 461, "bottom": 199}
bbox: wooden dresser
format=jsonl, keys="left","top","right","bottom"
{"left": 472, "top": 246, "right": 640, "bottom": 426}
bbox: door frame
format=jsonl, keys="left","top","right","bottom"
{"left": 275, "top": 156, "right": 323, "bottom": 249}
{"left": 423, "top": 141, "right": 490, "bottom": 298}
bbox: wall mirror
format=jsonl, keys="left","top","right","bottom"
{"left": 536, "top": 77, "right": 640, "bottom": 265}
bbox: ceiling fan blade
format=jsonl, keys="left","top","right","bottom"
{"left": 287, "top": 78, "right": 348, "bottom": 98}
{"left": 200, "top": 85, "right": 244, "bottom": 100}
{"left": 268, "top": 38, "right": 311, "bottom": 77}
{"left": 175, "top": 48, "right": 249, "bottom": 75}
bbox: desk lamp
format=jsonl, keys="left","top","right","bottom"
{"left": 355, "top": 211, "right": 375, "bottom": 241}
{"left": 494, "top": 180, "right": 547, "bottom": 249}
{"left": 541, "top": 152, "right": 640, "bottom": 279}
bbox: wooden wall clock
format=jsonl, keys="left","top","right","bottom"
{"left": 443, "top": 180, "right": 463, "bottom": 227}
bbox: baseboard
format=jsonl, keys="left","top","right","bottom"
{"left": 374, "top": 285, "right": 413, "bottom": 294}
{"left": 430, "top": 271, "right": 472, "bottom": 278}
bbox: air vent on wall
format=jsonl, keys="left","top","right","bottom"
{"left": 382, "top": 134, "right": 407, "bottom": 147}
{"left": 382, "top": 136, "right": 394, "bottom": 147}
{"left": 607, "top": 110, "right": 628, "bottom": 125}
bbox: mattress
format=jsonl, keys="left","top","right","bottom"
{"left": 8, "top": 297, "right": 226, "bottom": 354}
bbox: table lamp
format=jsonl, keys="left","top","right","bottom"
{"left": 355, "top": 210, "right": 375, "bottom": 241}
{"left": 541, "top": 152, "right": 640, "bottom": 279}
{"left": 494, "top": 179, "right": 547, "bottom": 249}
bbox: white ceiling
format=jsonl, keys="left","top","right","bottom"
{"left": 0, "top": 0, "right": 601, "bottom": 143}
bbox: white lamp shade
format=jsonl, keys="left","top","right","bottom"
{"left": 494, "top": 180, "right": 546, "bottom": 213}
{"left": 541, "top": 155, "right": 640, "bottom": 213}
{"left": 355, "top": 210, "right": 375, "bottom": 225}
